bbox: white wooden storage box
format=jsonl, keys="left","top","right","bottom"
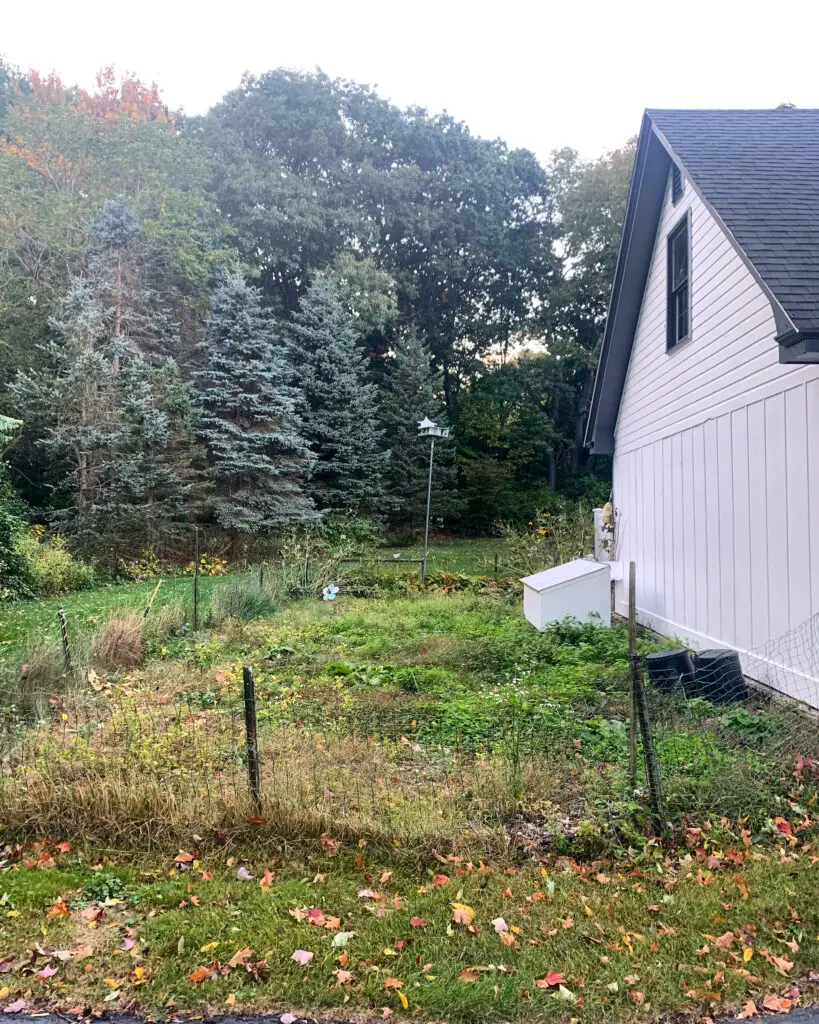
{"left": 520, "top": 559, "right": 611, "bottom": 631}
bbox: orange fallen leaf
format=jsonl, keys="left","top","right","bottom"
{"left": 738, "top": 999, "right": 758, "bottom": 1018}
{"left": 384, "top": 977, "right": 403, "bottom": 990}
{"left": 459, "top": 969, "right": 479, "bottom": 984}
{"left": 762, "top": 993, "right": 793, "bottom": 1012}
{"left": 189, "top": 965, "right": 213, "bottom": 983}
{"left": 227, "top": 947, "right": 253, "bottom": 969}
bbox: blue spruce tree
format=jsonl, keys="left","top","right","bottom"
{"left": 196, "top": 270, "right": 315, "bottom": 533}
{"left": 287, "top": 279, "right": 389, "bottom": 520}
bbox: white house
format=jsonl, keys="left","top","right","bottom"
{"left": 585, "top": 109, "right": 819, "bottom": 704}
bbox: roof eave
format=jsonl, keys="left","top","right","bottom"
{"left": 778, "top": 329, "right": 819, "bottom": 363}
{"left": 584, "top": 115, "right": 669, "bottom": 454}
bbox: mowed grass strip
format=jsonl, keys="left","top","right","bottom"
{"left": 0, "top": 842, "right": 816, "bottom": 1022}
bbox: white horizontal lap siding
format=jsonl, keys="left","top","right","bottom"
{"left": 612, "top": 172, "right": 819, "bottom": 705}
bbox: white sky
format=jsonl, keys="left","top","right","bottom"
{"left": 4, "top": 0, "right": 819, "bottom": 161}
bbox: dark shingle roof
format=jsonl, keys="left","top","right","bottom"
{"left": 647, "top": 108, "right": 819, "bottom": 333}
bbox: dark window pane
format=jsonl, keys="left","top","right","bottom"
{"left": 677, "top": 288, "right": 689, "bottom": 340}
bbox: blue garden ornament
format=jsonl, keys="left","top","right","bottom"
{"left": 322, "top": 583, "right": 339, "bottom": 602}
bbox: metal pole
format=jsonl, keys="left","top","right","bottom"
{"left": 628, "top": 560, "right": 638, "bottom": 791}
{"left": 242, "top": 665, "right": 262, "bottom": 815}
{"left": 193, "top": 526, "right": 200, "bottom": 630}
{"left": 422, "top": 437, "right": 435, "bottom": 584}
{"left": 58, "top": 605, "right": 71, "bottom": 672}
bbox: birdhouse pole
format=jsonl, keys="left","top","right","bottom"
{"left": 417, "top": 418, "right": 452, "bottom": 585}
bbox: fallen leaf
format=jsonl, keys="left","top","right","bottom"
{"left": 281, "top": 1014, "right": 297, "bottom": 1024}
{"left": 225, "top": 993, "right": 236, "bottom": 1007}
{"left": 384, "top": 977, "right": 403, "bottom": 990}
{"left": 175, "top": 850, "right": 195, "bottom": 864}
{"left": 491, "top": 917, "right": 508, "bottom": 933}
{"left": 47, "top": 898, "right": 70, "bottom": 918}
{"left": 4, "top": 1000, "right": 27, "bottom": 1014}
{"left": 189, "top": 966, "right": 213, "bottom": 983}
{"left": 397, "top": 991, "right": 409, "bottom": 1010}
{"left": 409, "top": 917, "right": 427, "bottom": 928}
{"left": 452, "top": 902, "right": 475, "bottom": 926}
{"left": 432, "top": 874, "right": 449, "bottom": 885}
{"left": 762, "top": 993, "right": 794, "bottom": 1012}
{"left": 260, "top": 868, "right": 275, "bottom": 891}
{"left": 738, "top": 1000, "right": 758, "bottom": 1018}
{"left": 629, "top": 991, "right": 645, "bottom": 1005}
{"left": 37, "top": 965, "right": 58, "bottom": 978}
{"left": 332, "top": 931, "right": 355, "bottom": 947}
{"left": 200, "top": 941, "right": 219, "bottom": 953}
{"left": 715, "top": 931, "right": 735, "bottom": 950}
{"left": 459, "top": 969, "right": 479, "bottom": 984}
{"left": 291, "top": 950, "right": 313, "bottom": 967}
{"left": 227, "top": 947, "right": 253, "bottom": 968}
{"left": 333, "top": 969, "right": 354, "bottom": 985}
{"left": 536, "top": 971, "right": 566, "bottom": 988}
{"left": 236, "top": 866, "right": 254, "bottom": 881}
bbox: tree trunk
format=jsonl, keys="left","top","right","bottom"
{"left": 112, "top": 256, "right": 122, "bottom": 374}
{"left": 571, "top": 368, "right": 595, "bottom": 473}
{"left": 547, "top": 450, "right": 558, "bottom": 491}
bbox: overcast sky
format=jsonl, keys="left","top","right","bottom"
{"left": 4, "top": 0, "right": 819, "bottom": 162}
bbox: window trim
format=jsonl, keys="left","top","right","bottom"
{"left": 666, "top": 211, "right": 691, "bottom": 351}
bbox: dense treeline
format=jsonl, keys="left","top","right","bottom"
{"left": 0, "top": 62, "right": 632, "bottom": 567}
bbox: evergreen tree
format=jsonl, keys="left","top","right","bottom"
{"left": 195, "top": 270, "right": 315, "bottom": 534}
{"left": 381, "top": 333, "right": 462, "bottom": 529}
{"left": 10, "top": 279, "right": 195, "bottom": 564}
{"left": 9, "top": 200, "right": 199, "bottom": 567}
{"left": 287, "top": 279, "right": 389, "bottom": 519}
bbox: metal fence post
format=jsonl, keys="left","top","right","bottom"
{"left": 632, "top": 652, "right": 664, "bottom": 828}
{"left": 57, "top": 605, "right": 71, "bottom": 672}
{"left": 242, "top": 665, "right": 262, "bottom": 814}
{"left": 193, "top": 527, "right": 200, "bottom": 630}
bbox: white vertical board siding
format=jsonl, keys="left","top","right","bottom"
{"left": 612, "top": 171, "right": 819, "bottom": 703}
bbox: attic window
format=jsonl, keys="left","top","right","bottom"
{"left": 667, "top": 215, "right": 690, "bottom": 350}
{"left": 671, "top": 164, "right": 684, "bottom": 204}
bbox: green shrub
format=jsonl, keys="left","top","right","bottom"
{"left": 0, "top": 505, "right": 35, "bottom": 600}
{"left": 210, "top": 583, "right": 276, "bottom": 623}
{"left": 18, "top": 529, "right": 96, "bottom": 595}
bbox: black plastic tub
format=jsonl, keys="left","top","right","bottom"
{"left": 694, "top": 648, "right": 748, "bottom": 703}
{"left": 645, "top": 648, "right": 696, "bottom": 694}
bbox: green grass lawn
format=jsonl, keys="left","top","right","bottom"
{"left": 0, "top": 838, "right": 816, "bottom": 1021}
{"left": 0, "top": 572, "right": 244, "bottom": 669}
{"left": 0, "top": 538, "right": 510, "bottom": 669}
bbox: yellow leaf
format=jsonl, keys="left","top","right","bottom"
{"left": 0, "top": 988, "right": 8, "bottom": 1001}
{"left": 743, "top": 947, "right": 753, "bottom": 962}
{"left": 397, "top": 991, "right": 408, "bottom": 1010}
{"left": 225, "top": 993, "right": 236, "bottom": 1007}
{"left": 200, "top": 941, "right": 219, "bottom": 953}
{"left": 104, "top": 977, "right": 120, "bottom": 990}
{"left": 133, "top": 966, "right": 145, "bottom": 981}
